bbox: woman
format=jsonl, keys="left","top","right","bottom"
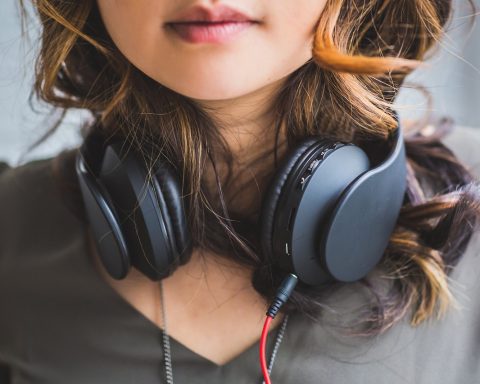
{"left": 1, "top": 0, "right": 479, "bottom": 383}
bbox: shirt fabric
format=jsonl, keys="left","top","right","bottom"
{"left": 1, "top": 126, "right": 480, "bottom": 384}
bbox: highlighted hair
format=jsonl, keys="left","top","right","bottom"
{"left": 23, "top": 0, "right": 479, "bottom": 335}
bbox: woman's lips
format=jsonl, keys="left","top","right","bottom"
{"left": 166, "top": 21, "right": 256, "bottom": 44}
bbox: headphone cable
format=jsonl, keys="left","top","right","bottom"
{"left": 260, "top": 274, "right": 298, "bottom": 384}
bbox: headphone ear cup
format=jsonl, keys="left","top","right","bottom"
{"left": 261, "top": 138, "right": 371, "bottom": 285}
{"left": 99, "top": 143, "right": 187, "bottom": 280}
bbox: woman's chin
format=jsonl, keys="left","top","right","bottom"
{"left": 160, "top": 80, "right": 260, "bottom": 102}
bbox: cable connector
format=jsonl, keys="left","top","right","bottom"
{"left": 266, "top": 274, "right": 298, "bottom": 319}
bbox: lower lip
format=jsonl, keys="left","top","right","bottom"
{"left": 166, "top": 21, "right": 256, "bottom": 44}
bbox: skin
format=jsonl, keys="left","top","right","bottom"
{"left": 95, "top": 0, "right": 328, "bottom": 365}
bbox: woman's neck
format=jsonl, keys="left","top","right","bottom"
{"left": 195, "top": 76, "right": 286, "bottom": 159}
{"left": 196, "top": 77, "right": 289, "bottom": 216}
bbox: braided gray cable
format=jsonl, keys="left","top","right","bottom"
{"left": 268, "top": 315, "right": 289, "bottom": 374}
{"left": 160, "top": 280, "right": 174, "bottom": 384}
{"left": 159, "top": 281, "right": 289, "bottom": 384}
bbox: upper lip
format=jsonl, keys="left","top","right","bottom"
{"left": 166, "top": 4, "right": 257, "bottom": 24}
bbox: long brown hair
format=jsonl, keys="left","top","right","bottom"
{"left": 22, "top": 0, "right": 479, "bottom": 335}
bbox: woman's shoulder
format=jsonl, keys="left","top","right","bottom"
{"left": 0, "top": 157, "right": 58, "bottom": 231}
{"left": 0, "top": 151, "right": 84, "bottom": 263}
{"left": 0, "top": 156, "right": 55, "bottom": 196}
{"left": 0, "top": 155, "right": 60, "bottom": 215}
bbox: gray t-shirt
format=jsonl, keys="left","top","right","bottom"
{"left": 1, "top": 126, "right": 480, "bottom": 384}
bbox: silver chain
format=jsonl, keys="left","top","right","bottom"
{"left": 159, "top": 280, "right": 289, "bottom": 384}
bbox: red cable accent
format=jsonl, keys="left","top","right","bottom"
{"left": 260, "top": 315, "right": 274, "bottom": 384}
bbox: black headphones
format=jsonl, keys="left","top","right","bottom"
{"left": 76, "top": 111, "right": 406, "bottom": 286}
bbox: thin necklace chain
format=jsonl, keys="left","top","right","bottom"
{"left": 159, "top": 280, "right": 289, "bottom": 384}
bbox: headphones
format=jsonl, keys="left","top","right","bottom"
{"left": 76, "top": 111, "right": 406, "bottom": 286}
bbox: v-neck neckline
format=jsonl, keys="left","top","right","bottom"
{"left": 80, "top": 227, "right": 294, "bottom": 369}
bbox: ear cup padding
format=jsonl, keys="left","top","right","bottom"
{"left": 152, "top": 164, "right": 192, "bottom": 265}
{"left": 260, "top": 138, "right": 330, "bottom": 261}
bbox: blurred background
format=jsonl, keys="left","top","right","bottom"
{"left": 0, "top": 0, "right": 479, "bottom": 166}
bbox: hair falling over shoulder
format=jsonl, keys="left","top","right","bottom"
{"left": 23, "top": 0, "right": 480, "bottom": 336}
